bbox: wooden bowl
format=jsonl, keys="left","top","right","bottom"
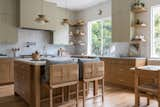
{"left": 32, "top": 53, "right": 40, "bottom": 60}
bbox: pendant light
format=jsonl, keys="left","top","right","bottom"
{"left": 35, "top": 0, "right": 49, "bottom": 24}
{"left": 62, "top": 0, "right": 70, "bottom": 25}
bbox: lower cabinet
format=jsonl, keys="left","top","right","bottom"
{"left": 0, "top": 58, "right": 14, "bottom": 84}
{"left": 102, "top": 58, "right": 146, "bottom": 88}
{"left": 14, "top": 61, "right": 31, "bottom": 104}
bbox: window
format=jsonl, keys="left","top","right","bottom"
{"left": 88, "top": 18, "right": 112, "bottom": 56}
{"left": 151, "top": 6, "right": 160, "bottom": 58}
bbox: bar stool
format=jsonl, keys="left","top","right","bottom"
{"left": 78, "top": 59, "right": 104, "bottom": 107}
{"left": 135, "top": 66, "right": 160, "bottom": 107}
{"left": 46, "top": 61, "right": 79, "bottom": 107}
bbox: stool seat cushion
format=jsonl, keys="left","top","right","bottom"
{"left": 78, "top": 58, "right": 100, "bottom": 80}
{"left": 41, "top": 58, "right": 77, "bottom": 83}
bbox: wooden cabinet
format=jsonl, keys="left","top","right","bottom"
{"left": 0, "top": 0, "right": 18, "bottom": 43}
{"left": 20, "top": 0, "right": 57, "bottom": 31}
{"left": 102, "top": 58, "right": 146, "bottom": 88}
{"left": 14, "top": 61, "right": 31, "bottom": 104}
{"left": 0, "top": 58, "right": 14, "bottom": 84}
{"left": 112, "top": 0, "right": 134, "bottom": 42}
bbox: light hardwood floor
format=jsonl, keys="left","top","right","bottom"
{"left": 0, "top": 85, "right": 158, "bottom": 107}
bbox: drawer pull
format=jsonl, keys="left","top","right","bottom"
{"left": 119, "top": 69, "right": 124, "bottom": 71}
{"left": 119, "top": 79, "right": 125, "bottom": 82}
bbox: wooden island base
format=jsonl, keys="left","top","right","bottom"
{"left": 14, "top": 60, "right": 99, "bottom": 107}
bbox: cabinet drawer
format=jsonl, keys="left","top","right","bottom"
{"left": 111, "top": 59, "right": 129, "bottom": 65}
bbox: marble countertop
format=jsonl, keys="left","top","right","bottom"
{"left": 137, "top": 65, "right": 160, "bottom": 71}
{"left": 71, "top": 55, "right": 146, "bottom": 60}
{"left": 15, "top": 57, "right": 76, "bottom": 66}
{"left": 0, "top": 56, "right": 13, "bottom": 58}
{"left": 15, "top": 55, "right": 147, "bottom": 66}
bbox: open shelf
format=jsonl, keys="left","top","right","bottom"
{"left": 130, "top": 39, "right": 146, "bottom": 44}
{"left": 133, "top": 24, "right": 147, "bottom": 28}
{"left": 132, "top": 7, "right": 147, "bottom": 13}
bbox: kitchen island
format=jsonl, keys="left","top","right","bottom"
{"left": 14, "top": 58, "right": 45, "bottom": 107}
{"left": 14, "top": 57, "right": 80, "bottom": 107}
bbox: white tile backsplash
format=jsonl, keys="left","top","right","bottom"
{"left": 0, "top": 29, "right": 75, "bottom": 57}
{"left": 0, "top": 28, "right": 131, "bottom": 57}
{"left": 109, "top": 42, "right": 129, "bottom": 57}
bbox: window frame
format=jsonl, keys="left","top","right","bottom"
{"left": 87, "top": 18, "right": 111, "bottom": 56}
{"left": 150, "top": 5, "right": 160, "bottom": 58}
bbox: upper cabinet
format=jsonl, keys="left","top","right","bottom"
{"left": 53, "top": 8, "right": 72, "bottom": 45}
{"left": 0, "top": 0, "right": 18, "bottom": 43}
{"left": 112, "top": 0, "right": 134, "bottom": 42}
{"left": 20, "top": 0, "right": 74, "bottom": 45}
{"left": 19, "top": 0, "right": 57, "bottom": 31}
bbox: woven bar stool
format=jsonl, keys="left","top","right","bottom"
{"left": 44, "top": 60, "right": 79, "bottom": 107}
{"left": 78, "top": 59, "right": 104, "bottom": 107}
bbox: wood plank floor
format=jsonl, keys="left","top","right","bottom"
{"left": 0, "top": 85, "right": 158, "bottom": 107}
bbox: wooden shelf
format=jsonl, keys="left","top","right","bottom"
{"left": 130, "top": 39, "right": 146, "bottom": 44}
{"left": 133, "top": 24, "right": 147, "bottom": 28}
{"left": 69, "top": 23, "right": 85, "bottom": 27}
{"left": 132, "top": 7, "right": 147, "bottom": 13}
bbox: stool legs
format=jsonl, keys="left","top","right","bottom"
{"left": 83, "top": 82, "right": 86, "bottom": 107}
{"left": 158, "top": 98, "right": 160, "bottom": 107}
{"left": 76, "top": 84, "right": 79, "bottom": 107}
{"left": 135, "top": 94, "right": 140, "bottom": 107}
{"left": 147, "top": 97, "right": 150, "bottom": 105}
{"left": 50, "top": 88, "right": 53, "bottom": 107}
{"left": 102, "top": 79, "right": 104, "bottom": 102}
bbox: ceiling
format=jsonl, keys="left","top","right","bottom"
{"left": 45, "top": 0, "right": 106, "bottom": 11}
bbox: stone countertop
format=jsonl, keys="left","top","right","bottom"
{"left": 15, "top": 56, "right": 147, "bottom": 66}
{"left": 0, "top": 56, "right": 13, "bottom": 58}
{"left": 15, "top": 58, "right": 46, "bottom": 66}
{"left": 14, "top": 57, "right": 77, "bottom": 66}
{"left": 71, "top": 55, "right": 146, "bottom": 60}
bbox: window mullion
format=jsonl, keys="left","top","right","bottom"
{"left": 101, "top": 20, "right": 104, "bottom": 56}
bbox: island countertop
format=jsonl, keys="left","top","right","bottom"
{"left": 71, "top": 55, "right": 146, "bottom": 60}
{"left": 15, "top": 57, "right": 77, "bottom": 66}
{"left": 15, "top": 56, "right": 146, "bottom": 66}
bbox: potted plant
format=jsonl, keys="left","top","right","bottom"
{"left": 132, "top": 0, "right": 145, "bottom": 9}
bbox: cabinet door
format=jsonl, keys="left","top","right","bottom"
{"left": 0, "top": 0, "right": 18, "bottom": 43}
{"left": 53, "top": 7, "right": 70, "bottom": 45}
{"left": 14, "top": 61, "right": 31, "bottom": 104}
{"left": 112, "top": 0, "right": 133, "bottom": 42}
{"left": 110, "top": 63, "right": 134, "bottom": 87}
{"left": 20, "top": 0, "right": 56, "bottom": 31}
{"left": 0, "top": 59, "right": 13, "bottom": 84}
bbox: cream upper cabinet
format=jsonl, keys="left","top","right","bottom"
{"left": 112, "top": 0, "right": 134, "bottom": 42}
{"left": 20, "top": 0, "right": 56, "bottom": 31}
{"left": 53, "top": 7, "right": 71, "bottom": 45}
{"left": 0, "top": 0, "right": 18, "bottom": 43}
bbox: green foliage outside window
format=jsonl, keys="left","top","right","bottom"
{"left": 154, "top": 13, "right": 160, "bottom": 56}
{"left": 90, "top": 19, "right": 112, "bottom": 55}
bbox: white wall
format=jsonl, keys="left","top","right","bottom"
{"left": 75, "top": 1, "right": 111, "bottom": 22}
